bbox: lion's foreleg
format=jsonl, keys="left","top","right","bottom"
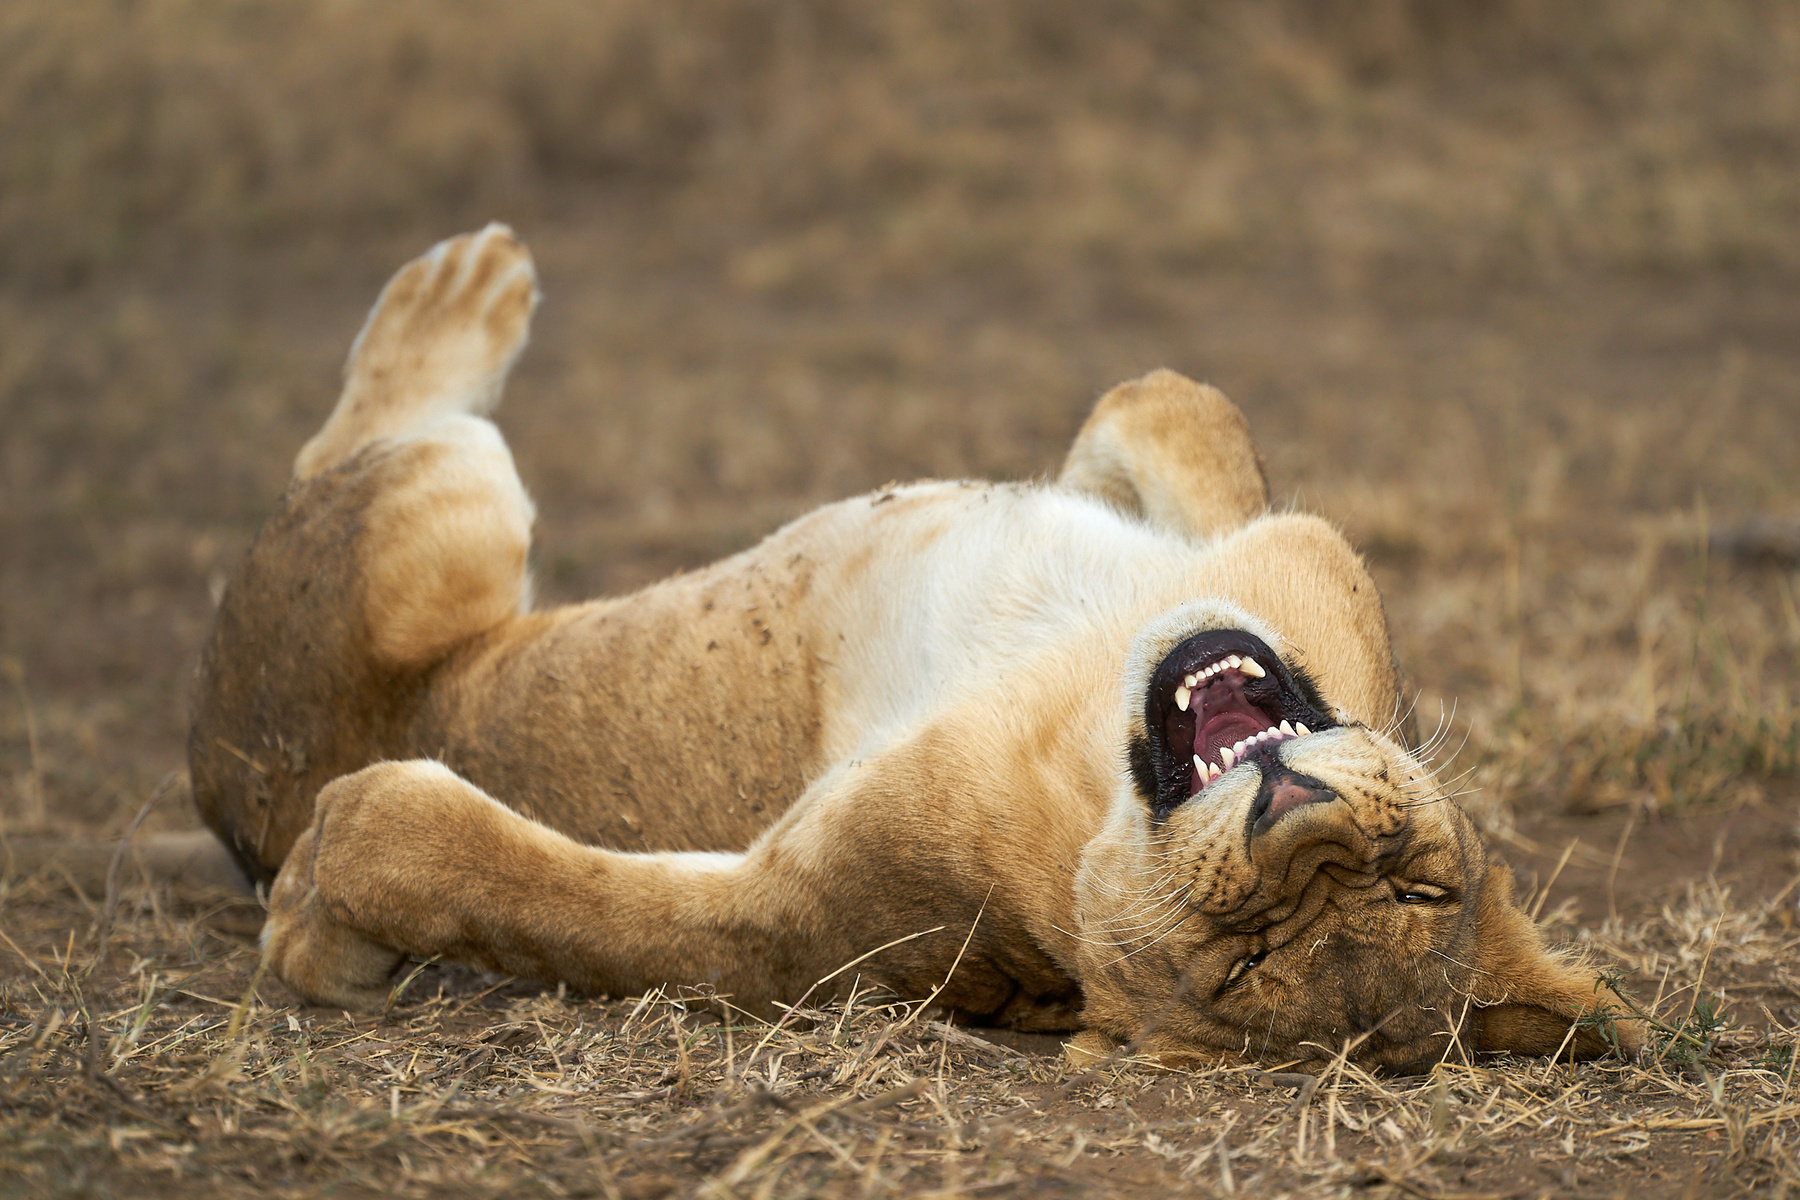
{"left": 261, "top": 761, "right": 844, "bottom": 1013}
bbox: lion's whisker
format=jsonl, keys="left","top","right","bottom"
{"left": 1102, "top": 907, "right": 1197, "bottom": 963}
{"left": 1095, "top": 885, "right": 1195, "bottom": 931}
{"left": 1062, "top": 893, "right": 1194, "bottom": 950}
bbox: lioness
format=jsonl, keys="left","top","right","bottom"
{"left": 189, "top": 225, "right": 1640, "bottom": 1071}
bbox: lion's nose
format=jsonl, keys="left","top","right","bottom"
{"left": 1251, "top": 765, "right": 1336, "bottom": 834}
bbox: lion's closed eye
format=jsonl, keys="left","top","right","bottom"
{"left": 1391, "top": 881, "right": 1453, "bottom": 905}
{"left": 1220, "top": 948, "right": 1267, "bottom": 989}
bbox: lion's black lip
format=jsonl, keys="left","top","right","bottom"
{"left": 1142, "top": 628, "right": 1335, "bottom": 820}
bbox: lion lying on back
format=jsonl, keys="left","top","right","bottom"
{"left": 188, "top": 225, "right": 1640, "bottom": 1071}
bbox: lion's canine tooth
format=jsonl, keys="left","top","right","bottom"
{"left": 1220, "top": 746, "right": 1236, "bottom": 769}
{"left": 1175, "top": 686, "right": 1191, "bottom": 711}
{"left": 1295, "top": 721, "right": 1311, "bottom": 737}
{"left": 1280, "top": 720, "right": 1295, "bottom": 736}
{"left": 1193, "top": 753, "right": 1204, "bottom": 776}
{"left": 1240, "top": 657, "right": 1265, "bottom": 678}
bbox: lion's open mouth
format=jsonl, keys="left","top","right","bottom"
{"left": 1141, "top": 629, "right": 1336, "bottom": 819}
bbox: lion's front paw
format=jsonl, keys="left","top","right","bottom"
{"left": 261, "top": 824, "right": 405, "bottom": 1011}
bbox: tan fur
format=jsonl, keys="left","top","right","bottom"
{"left": 1060, "top": 369, "right": 1269, "bottom": 542}
{"left": 191, "top": 228, "right": 1643, "bottom": 1070}
{"left": 293, "top": 222, "right": 539, "bottom": 483}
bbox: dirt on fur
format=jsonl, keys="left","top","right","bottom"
{"left": 4, "top": 1, "right": 1800, "bottom": 1196}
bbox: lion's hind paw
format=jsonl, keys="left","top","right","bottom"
{"left": 296, "top": 224, "right": 540, "bottom": 480}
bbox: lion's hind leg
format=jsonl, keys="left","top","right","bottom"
{"left": 192, "top": 229, "right": 541, "bottom": 881}
{"left": 294, "top": 223, "right": 539, "bottom": 482}
{"left": 1059, "top": 369, "right": 1268, "bottom": 542}
{"left": 277, "top": 222, "right": 543, "bottom": 671}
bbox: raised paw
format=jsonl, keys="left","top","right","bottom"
{"left": 295, "top": 224, "right": 540, "bottom": 480}
{"left": 1059, "top": 369, "right": 1268, "bottom": 542}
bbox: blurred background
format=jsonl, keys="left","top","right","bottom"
{"left": 3, "top": 0, "right": 1799, "bottom": 840}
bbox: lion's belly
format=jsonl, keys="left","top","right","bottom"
{"left": 408, "top": 482, "right": 1209, "bottom": 852}
{"left": 409, "top": 554, "right": 833, "bottom": 851}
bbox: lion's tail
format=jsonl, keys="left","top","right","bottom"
{"left": 4, "top": 829, "right": 253, "bottom": 899}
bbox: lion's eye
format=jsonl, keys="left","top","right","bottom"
{"left": 1223, "top": 949, "right": 1267, "bottom": 987}
{"left": 1393, "top": 882, "right": 1449, "bottom": 904}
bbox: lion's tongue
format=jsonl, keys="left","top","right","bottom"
{"left": 1193, "top": 671, "right": 1271, "bottom": 770}
{"left": 1197, "top": 713, "right": 1268, "bottom": 767}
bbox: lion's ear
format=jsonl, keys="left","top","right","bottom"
{"left": 1466, "top": 865, "right": 1645, "bottom": 1059}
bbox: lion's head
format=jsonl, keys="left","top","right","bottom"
{"left": 1071, "top": 603, "right": 1643, "bottom": 1072}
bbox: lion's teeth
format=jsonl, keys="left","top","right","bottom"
{"left": 1175, "top": 686, "right": 1191, "bottom": 712}
{"left": 1280, "top": 720, "right": 1295, "bottom": 736}
{"left": 1184, "top": 673, "right": 1197, "bottom": 688}
{"left": 1295, "top": 721, "right": 1311, "bottom": 737}
{"left": 1193, "top": 753, "right": 1204, "bottom": 776}
{"left": 1227, "top": 655, "right": 1241, "bottom": 669}
{"left": 1241, "top": 657, "right": 1266, "bottom": 678}
{"left": 1220, "top": 746, "right": 1236, "bottom": 769}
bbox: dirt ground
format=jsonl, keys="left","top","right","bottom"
{"left": 4, "top": 1, "right": 1800, "bottom": 1196}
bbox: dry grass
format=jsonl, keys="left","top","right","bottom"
{"left": 1, "top": 858, "right": 1797, "bottom": 1198}
{"left": 5, "top": 0, "right": 1800, "bottom": 291}
{"left": 3, "top": 0, "right": 1800, "bottom": 1195}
